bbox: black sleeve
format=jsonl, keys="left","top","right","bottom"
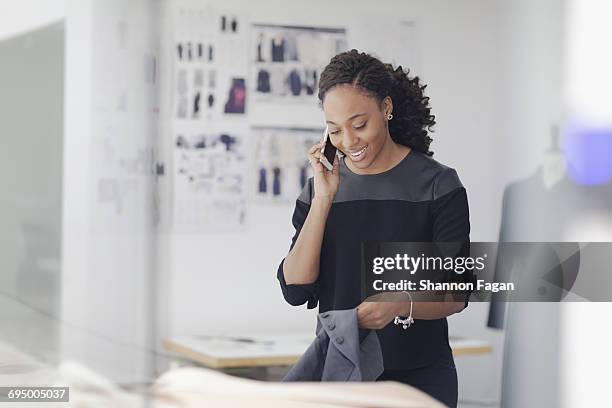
{"left": 431, "top": 174, "right": 472, "bottom": 309}
{"left": 277, "top": 198, "right": 320, "bottom": 309}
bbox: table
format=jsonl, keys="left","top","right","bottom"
{"left": 163, "top": 333, "right": 492, "bottom": 369}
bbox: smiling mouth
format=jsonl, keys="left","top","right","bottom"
{"left": 348, "top": 145, "right": 367, "bottom": 156}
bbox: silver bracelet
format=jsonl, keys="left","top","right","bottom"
{"left": 394, "top": 291, "right": 414, "bottom": 329}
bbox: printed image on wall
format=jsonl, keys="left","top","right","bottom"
{"left": 224, "top": 77, "right": 246, "bottom": 114}
{"left": 251, "top": 24, "right": 347, "bottom": 103}
{"left": 174, "top": 51, "right": 244, "bottom": 121}
{"left": 251, "top": 126, "right": 324, "bottom": 202}
{"left": 173, "top": 132, "right": 246, "bottom": 232}
{"left": 173, "top": 8, "right": 248, "bottom": 122}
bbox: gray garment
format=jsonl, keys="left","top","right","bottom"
{"left": 282, "top": 308, "right": 384, "bottom": 382}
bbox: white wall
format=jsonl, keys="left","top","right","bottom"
{"left": 0, "top": 0, "right": 165, "bottom": 383}
{"left": 0, "top": 16, "right": 64, "bottom": 365}
{"left": 0, "top": 0, "right": 67, "bottom": 41}
{"left": 60, "top": 0, "right": 160, "bottom": 383}
{"left": 0, "top": 0, "right": 161, "bottom": 384}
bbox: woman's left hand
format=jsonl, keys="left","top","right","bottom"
{"left": 356, "top": 299, "right": 407, "bottom": 330}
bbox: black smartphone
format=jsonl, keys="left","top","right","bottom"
{"left": 319, "top": 126, "right": 337, "bottom": 171}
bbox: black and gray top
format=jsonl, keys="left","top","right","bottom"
{"left": 277, "top": 149, "right": 471, "bottom": 370}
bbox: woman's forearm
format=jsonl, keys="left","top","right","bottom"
{"left": 410, "top": 300, "right": 465, "bottom": 319}
{"left": 367, "top": 291, "right": 466, "bottom": 320}
{"left": 283, "top": 197, "right": 332, "bottom": 285}
{"left": 410, "top": 291, "right": 467, "bottom": 319}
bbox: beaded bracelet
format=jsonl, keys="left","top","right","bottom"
{"left": 393, "top": 291, "right": 414, "bottom": 329}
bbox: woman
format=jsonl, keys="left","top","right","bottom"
{"left": 277, "top": 49, "right": 470, "bottom": 408}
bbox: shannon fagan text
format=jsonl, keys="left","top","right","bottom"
{"left": 372, "top": 279, "right": 514, "bottom": 293}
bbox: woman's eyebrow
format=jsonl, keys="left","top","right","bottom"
{"left": 326, "top": 113, "right": 368, "bottom": 125}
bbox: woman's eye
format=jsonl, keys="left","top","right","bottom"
{"left": 330, "top": 130, "right": 340, "bottom": 135}
{"left": 354, "top": 122, "right": 367, "bottom": 129}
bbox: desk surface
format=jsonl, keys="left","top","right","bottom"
{"left": 163, "top": 333, "right": 492, "bottom": 369}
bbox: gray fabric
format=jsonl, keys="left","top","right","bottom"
{"left": 282, "top": 308, "right": 384, "bottom": 382}
{"left": 298, "top": 150, "right": 463, "bottom": 205}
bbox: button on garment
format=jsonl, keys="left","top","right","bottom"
{"left": 282, "top": 308, "right": 384, "bottom": 382}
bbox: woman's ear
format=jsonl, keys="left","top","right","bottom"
{"left": 381, "top": 96, "right": 393, "bottom": 117}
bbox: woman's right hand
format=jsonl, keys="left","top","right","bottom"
{"left": 307, "top": 142, "right": 340, "bottom": 202}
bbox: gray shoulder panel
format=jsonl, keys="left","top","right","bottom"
{"left": 433, "top": 167, "right": 463, "bottom": 200}
{"left": 294, "top": 151, "right": 464, "bottom": 204}
{"left": 297, "top": 177, "right": 313, "bottom": 205}
{"left": 332, "top": 150, "right": 463, "bottom": 203}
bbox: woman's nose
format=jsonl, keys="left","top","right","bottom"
{"left": 342, "top": 130, "right": 358, "bottom": 148}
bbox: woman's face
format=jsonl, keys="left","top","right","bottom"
{"left": 322, "top": 85, "right": 391, "bottom": 172}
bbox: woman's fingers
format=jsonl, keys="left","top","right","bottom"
{"left": 331, "top": 154, "right": 339, "bottom": 175}
{"left": 308, "top": 150, "right": 325, "bottom": 174}
{"left": 307, "top": 144, "right": 324, "bottom": 163}
{"left": 308, "top": 142, "right": 336, "bottom": 177}
{"left": 311, "top": 159, "right": 325, "bottom": 176}
{"left": 308, "top": 152, "right": 320, "bottom": 165}
{"left": 309, "top": 142, "right": 323, "bottom": 153}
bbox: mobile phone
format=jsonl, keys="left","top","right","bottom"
{"left": 319, "top": 126, "right": 337, "bottom": 171}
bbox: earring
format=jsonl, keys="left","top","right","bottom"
{"left": 387, "top": 113, "right": 393, "bottom": 120}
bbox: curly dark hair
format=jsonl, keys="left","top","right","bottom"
{"left": 318, "top": 49, "right": 435, "bottom": 156}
